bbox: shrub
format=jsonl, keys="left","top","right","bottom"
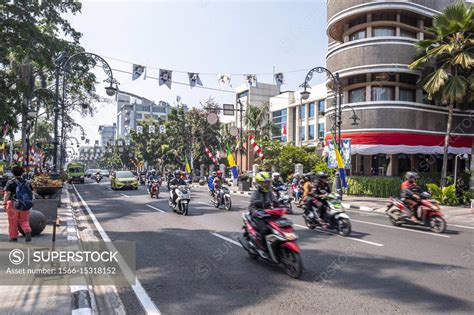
{"left": 426, "top": 183, "right": 460, "bottom": 206}
{"left": 346, "top": 176, "right": 401, "bottom": 198}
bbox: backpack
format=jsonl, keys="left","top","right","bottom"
{"left": 14, "top": 179, "right": 34, "bottom": 211}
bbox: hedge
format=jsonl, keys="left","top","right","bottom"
{"left": 345, "top": 176, "right": 435, "bottom": 198}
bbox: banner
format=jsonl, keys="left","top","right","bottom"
{"left": 332, "top": 139, "right": 348, "bottom": 188}
{"left": 188, "top": 73, "right": 202, "bottom": 88}
{"left": 159, "top": 69, "right": 172, "bottom": 89}
{"left": 226, "top": 145, "right": 238, "bottom": 179}
{"left": 274, "top": 73, "right": 284, "bottom": 87}
{"left": 136, "top": 126, "right": 143, "bottom": 134}
{"left": 159, "top": 125, "right": 166, "bottom": 134}
{"left": 148, "top": 125, "right": 155, "bottom": 133}
{"left": 132, "top": 64, "right": 145, "bottom": 80}
{"left": 245, "top": 74, "right": 257, "bottom": 88}
{"left": 327, "top": 139, "right": 351, "bottom": 169}
{"left": 217, "top": 74, "right": 231, "bottom": 88}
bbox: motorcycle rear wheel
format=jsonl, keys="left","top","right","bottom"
{"left": 337, "top": 218, "right": 352, "bottom": 236}
{"left": 304, "top": 218, "right": 316, "bottom": 229}
{"left": 280, "top": 247, "right": 302, "bottom": 279}
{"left": 430, "top": 215, "right": 446, "bottom": 233}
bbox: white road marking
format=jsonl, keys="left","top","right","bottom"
{"left": 72, "top": 185, "right": 161, "bottom": 315}
{"left": 211, "top": 232, "right": 242, "bottom": 247}
{"left": 120, "top": 193, "right": 130, "bottom": 198}
{"left": 351, "top": 219, "right": 451, "bottom": 238}
{"left": 448, "top": 224, "right": 474, "bottom": 230}
{"left": 294, "top": 224, "right": 384, "bottom": 247}
{"left": 146, "top": 204, "right": 166, "bottom": 213}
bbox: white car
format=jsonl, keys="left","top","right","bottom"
{"left": 100, "top": 170, "right": 110, "bottom": 177}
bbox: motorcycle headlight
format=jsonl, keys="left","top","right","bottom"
{"left": 177, "top": 190, "right": 183, "bottom": 196}
{"left": 80, "top": 176, "right": 84, "bottom": 179}
{"left": 283, "top": 232, "right": 298, "bottom": 241}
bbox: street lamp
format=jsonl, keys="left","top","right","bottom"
{"left": 454, "top": 153, "right": 469, "bottom": 186}
{"left": 51, "top": 51, "right": 119, "bottom": 174}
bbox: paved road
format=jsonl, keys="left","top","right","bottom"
{"left": 71, "top": 178, "right": 474, "bottom": 314}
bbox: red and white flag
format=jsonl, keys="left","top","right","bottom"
{"left": 248, "top": 135, "right": 264, "bottom": 160}
{"left": 282, "top": 124, "right": 287, "bottom": 137}
{"left": 204, "top": 147, "right": 218, "bottom": 165}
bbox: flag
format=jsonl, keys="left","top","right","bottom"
{"left": 149, "top": 125, "right": 155, "bottom": 133}
{"left": 282, "top": 124, "right": 287, "bottom": 137}
{"left": 204, "top": 147, "right": 218, "bottom": 164}
{"left": 137, "top": 126, "right": 143, "bottom": 134}
{"left": 226, "top": 144, "right": 238, "bottom": 179}
{"left": 245, "top": 74, "right": 257, "bottom": 88}
{"left": 188, "top": 73, "right": 202, "bottom": 88}
{"left": 143, "top": 67, "right": 147, "bottom": 80}
{"left": 274, "top": 72, "right": 284, "bottom": 87}
{"left": 159, "top": 125, "right": 166, "bottom": 134}
{"left": 332, "top": 139, "right": 347, "bottom": 188}
{"left": 132, "top": 64, "right": 145, "bottom": 80}
{"left": 185, "top": 156, "right": 191, "bottom": 173}
{"left": 159, "top": 69, "right": 172, "bottom": 89}
{"left": 248, "top": 135, "right": 264, "bottom": 160}
{"left": 217, "top": 74, "right": 231, "bottom": 88}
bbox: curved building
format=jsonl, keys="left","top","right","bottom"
{"left": 325, "top": 0, "right": 473, "bottom": 176}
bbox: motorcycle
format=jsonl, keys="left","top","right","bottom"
{"left": 238, "top": 208, "right": 303, "bottom": 279}
{"left": 212, "top": 186, "right": 232, "bottom": 210}
{"left": 303, "top": 193, "right": 352, "bottom": 236}
{"left": 385, "top": 192, "right": 446, "bottom": 233}
{"left": 169, "top": 185, "right": 191, "bottom": 215}
{"left": 149, "top": 180, "right": 160, "bottom": 198}
{"left": 274, "top": 185, "right": 294, "bottom": 214}
{"left": 293, "top": 185, "right": 303, "bottom": 204}
{"left": 139, "top": 174, "right": 147, "bottom": 186}
{"left": 95, "top": 174, "right": 102, "bottom": 183}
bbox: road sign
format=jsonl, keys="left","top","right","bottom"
{"left": 223, "top": 104, "right": 234, "bottom": 116}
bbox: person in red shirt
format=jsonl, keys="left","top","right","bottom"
{"left": 400, "top": 172, "right": 421, "bottom": 223}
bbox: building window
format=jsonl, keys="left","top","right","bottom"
{"left": 372, "top": 27, "right": 395, "bottom": 37}
{"left": 372, "top": 12, "right": 397, "bottom": 22}
{"left": 299, "top": 104, "right": 305, "bottom": 119}
{"left": 400, "top": 29, "right": 417, "bottom": 38}
{"left": 399, "top": 73, "right": 418, "bottom": 85}
{"left": 317, "top": 123, "right": 325, "bottom": 140}
{"left": 348, "top": 74, "right": 367, "bottom": 85}
{"left": 299, "top": 126, "right": 305, "bottom": 141}
{"left": 348, "top": 15, "right": 367, "bottom": 28}
{"left": 318, "top": 100, "right": 325, "bottom": 115}
{"left": 136, "top": 105, "right": 150, "bottom": 112}
{"left": 237, "top": 90, "right": 249, "bottom": 99}
{"left": 399, "top": 88, "right": 416, "bottom": 102}
{"left": 371, "top": 86, "right": 395, "bottom": 101}
{"left": 308, "top": 125, "right": 315, "bottom": 140}
{"left": 135, "top": 113, "right": 143, "bottom": 119}
{"left": 152, "top": 106, "right": 166, "bottom": 113}
{"left": 349, "top": 88, "right": 366, "bottom": 103}
{"left": 349, "top": 29, "right": 366, "bottom": 41}
{"left": 400, "top": 15, "right": 418, "bottom": 27}
{"left": 371, "top": 73, "right": 396, "bottom": 82}
{"left": 272, "top": 109, "right": 287, "bottom": 141}
{"left": 308, "top": 102, "right": 315, "bottom": 118}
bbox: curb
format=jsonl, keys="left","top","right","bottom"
{"left": 342, "top": 202, "right": 375, "bottom": 212}
{"left": 64, "top": 188, "right": 94, "bottom": 315}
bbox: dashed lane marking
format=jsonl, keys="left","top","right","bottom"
{"left": 294, "top": 224, "right": 384, "bottom": 247}
{"left": 146, "top": 204, "right": 166, "bottom": 213}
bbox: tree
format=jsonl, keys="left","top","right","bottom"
{"left": 409, "top": 1, "right": 473, "bottom": 187}
{"left": 245, "top": 103, "right": 276, "bottom": 142}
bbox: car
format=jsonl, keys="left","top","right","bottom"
{"left": 100, "top": 170, "right": 110, "bottom": 177}
{"left": 111, "top": 171, "right": 138, "bottom": 190}
{"left": 86, "top": 169, "right": 100, "bottom": 178}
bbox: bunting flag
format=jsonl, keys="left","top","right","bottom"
{"left": 159, "top": 69, "right": 172, "bottom": 89}
{"left": 274, "top": 72, "right": 284, "bottom": 87}
{"left": 137, "top": 126, "right": 143, "bottom": 134}
{"left": 204, "top": 147, "right": 218, "bottom": 164}
{"left": 185, "top": 156, "right": 191, "bottom": 173}
{"left": 159, "top": 125, "right": 166, "bottom": 133}
{"left": 188, "top": 73, "right": 203, "bottom": 88}
{"left": 226, "top": 144, "right": 238, "bottom": 179}
{"left": 132, "top": 64, "right": 146, "bottom": 80}
{"left": 217, "top": 74, "right": 231, "bottom": 88}
{"left": 245, "top": 74, "right": 257, "bottom": 88}
{"left": 332, "top": 139, "right": 348, "bottom": 188}
{"left": 148, "top": 125, "right": 155, "bottom": 133}
{"left": 248, "top": 135, "right": 264, "bottom": 160}
{"left": 282, "top": 124, "right": 287, "bottom": 137}
{"left": 143, "top": 67, "right": 147, "bottom": 80}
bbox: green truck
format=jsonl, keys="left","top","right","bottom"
{"left": 67, "top": 162, "right": 85, "bottom": 184}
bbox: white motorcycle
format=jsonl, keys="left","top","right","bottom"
{"left": 212, "top": 186, "right": 232, "bottom": 211}
{"left": 169, "top": 185, "right": 191, "bottom": 216}
{"left": 274, "top": 185, "right": 294, "bottom": 214}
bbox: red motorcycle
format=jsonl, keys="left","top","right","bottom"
{"left": 149, "top": 180, "right": 160, "bottom": 198}
{"left": 239, "top": 208, "right": 303, "bottom": 278}
{"left": 385, "top": 192, "right": 447, "bottom": 233}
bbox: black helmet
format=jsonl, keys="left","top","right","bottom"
{"left": 316, "top": 171, "right": 328, "bottom": 180}
{"left": 174, "top": 170, "right": 181, "bottom": 178}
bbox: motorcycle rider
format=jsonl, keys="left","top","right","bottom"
{"left": 170, "top": 170, "right": 186, "bottom": 205}
{"left": 300, "top": 173, "right": 313, "bottom": 208}
{"left": 213, "top": 170, "right": 229, "bottom": 209}
{"left": 147, "top": 170, "right": 159, "bottom": 192}
{"left": 95, "top": 170, "right": 102, "bottom": 181}
{"left": 271, "top": 172, "right": 284, "bottom": 199}
{"left": 401, "top": 171, "right": 421, "bottom": 223}
{"left": 208, "top": 171, "right": 217, "bottom": 197}
{"left": 312, "top": 171, "right": 332, "bottom": 224}
{"left": 248, "top": 172, "right": 279, "bottom": 250}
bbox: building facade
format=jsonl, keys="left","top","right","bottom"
{"left": 269, "top": 83, "right": 327, "bottom": 147}
{"left": 116, "top": 91, "right": 171, "bottom": 139}
{"left": 326, "top": 0, "right": 473, "bottom": 176}
{"left": 98, "top": 124, "right": 116, "bottom": 147}
{"left": 233, "top": 82, "right": 281, "bottom": 171}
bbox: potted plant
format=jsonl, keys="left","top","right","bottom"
{"left": 238, "top": 172, "right": 251, "bottom": 191}
{"left": 31, "top": 174, "right": 63, "bottom": 223}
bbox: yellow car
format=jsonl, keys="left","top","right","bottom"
{"left": 111, "top": 171, "right": 139, "bottom": 190}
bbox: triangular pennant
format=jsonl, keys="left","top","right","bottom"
{"left": 159, "top": 69, "right": 172, "bottom": 89}
{"left": 274, "top": 72, "right": 284, "bottom": 87}
{"left": 217, "top": 74, "right": 231, "bottom": 88}
{"left": 245, "top": 74, "right": 257, "bottom": 88}
{"left": 188, "top": 73, "right": 202, "bottom": 88}
{"left": 132, "top": 64, "right": 145, "bottom": 80}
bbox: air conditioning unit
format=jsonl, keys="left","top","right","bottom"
{"left": 319, "top": 111, "right": 325, "bottom": 116}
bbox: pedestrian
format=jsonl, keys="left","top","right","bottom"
{"left": 2, "top": 165, "right": 33, "bottom": 242}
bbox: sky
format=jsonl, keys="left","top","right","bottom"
{"left": 66, "top": 0, "right": 329, "bottom": 144}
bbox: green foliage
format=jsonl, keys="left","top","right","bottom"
{"left": 426, "top": 183, "right": 459, "bottom": 206}
{"left": 245, "top": 103, "right": 276, "bottom": 142}
{"left": 346, "top": 176, "right": 402, "bottom": 198}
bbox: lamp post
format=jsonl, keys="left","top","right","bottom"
{"left": 51, "top": 51, "right": 119, "bottom": 174}
{"left": 454, "top": 153, "right": 469, "bottom": 186}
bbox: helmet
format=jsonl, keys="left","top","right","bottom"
{"left": 174, "top": 170, "right": 181, "bottom": 178}
{"left": 211, "top": 171, "right": 217, "bottom": 177}
{"left": 216, "top": 170, "right": 223, "bottom": 177}
{"left": 316, "top": 171, "right": 328, "bottom": 180}
{"left": 272, "top": 172, "right": 280, "bottom": 179}
{"left": 405, "top": 172, "right": 419, "bottom": 182}
{"left": 151, "top": 169, "right": 156, "bottom": 175}
{"left": 255, "top": 171, "right": 272, "bottom": 192}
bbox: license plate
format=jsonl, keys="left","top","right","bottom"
{"left": 182, "top": 200, "right": 189, "bottom": 204}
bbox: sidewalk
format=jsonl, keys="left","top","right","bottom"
{"left": 0, "top": 189, "right": 83, "bottom": 315}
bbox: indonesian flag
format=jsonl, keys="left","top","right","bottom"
{"left": 282, "top": 124, "right": 287, "bottom": 137}
{"left": 248, "top": 135, "right": 265, "bottom": 161}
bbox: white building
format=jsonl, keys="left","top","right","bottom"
{"left": 98, "top": 124, "right": 116, "bottom": 146}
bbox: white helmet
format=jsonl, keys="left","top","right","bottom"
{"left": 272, "top": 172, "right": 280, "bottom": 178}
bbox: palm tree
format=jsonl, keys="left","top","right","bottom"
{"left": 245, "top": 103, "right": 277, "bottom": 142}
{"left": 409, "top": 1, "right": 473, "bottom": 187}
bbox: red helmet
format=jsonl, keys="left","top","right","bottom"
{"left": 216, "top": 170, "right": 223, "bottom": 177}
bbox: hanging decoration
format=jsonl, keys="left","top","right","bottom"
{"left": 217, "top": 74, "right": 231, "bottom": 88}
{"left": 159, "top": 125, "right": 166, "bottom": 134}
{"left": 149, "top": 125, "right": 155, "bottom": 133}
{"left": 188, "top": 73, "right": 203, "bottom": 88}
{"left": 159, "top": 69, "right": 172, "bottom": 89}
{"left": 136, "top": 126, "right": 143, "bottom": 134}
{"left": 226, "top": 144, "right": 238, "bottom": 179}
{"left": 132, "top": 64, "right": 146, "bottom": 80}
{"left": 245, "top": 74, "right": 257, "bottom": 88}
{"left": 274, "top": 72, "right": 284, "bottom": 86}
{"left": 248, "top": 135, "right": 265, "bottom": 161}
{"left": 204, "top": 147, "right": 218, "bottom": 165}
